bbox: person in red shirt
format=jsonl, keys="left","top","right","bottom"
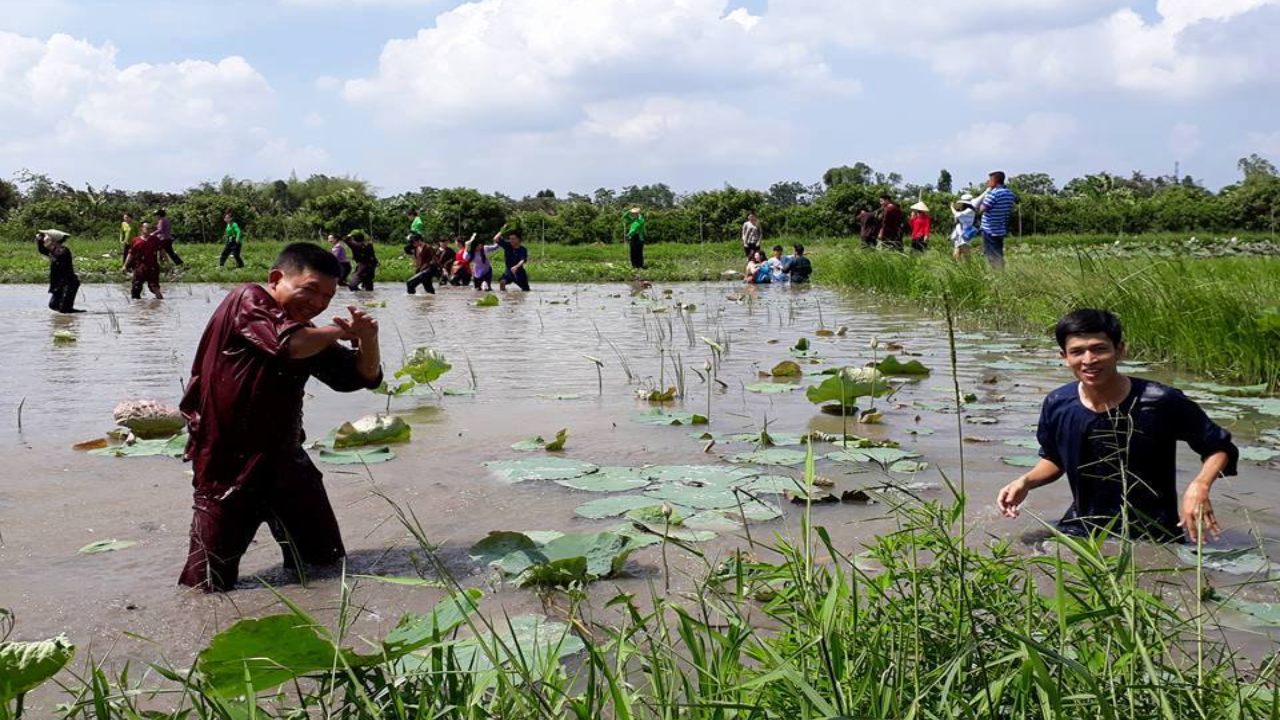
{"left": 450, "top": 235, "right": 472, "bottom": 286}
{"left": 908, "top": 201, "right": 932, "bottom": 252}
{"left": 876, "top": 194, "right": 904, "bottom": 250}
{"left": 177, "top": 243, "right": 382, "bottom": 592}
{"left": 123, "top": 221, "right": 164, "bottom": 299}
{"left": 405, "top": 236, "right": 439, "bottom": 294}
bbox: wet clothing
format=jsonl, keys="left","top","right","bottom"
{"left": 37, "top": 239, "right": 80, "bottom": 312}
{"left": 331, "top": 244, "right": 350, "bottom": 284}
{"left": 347, "top": 239, "right": 378, "bottom": 292}
{"left": 858, "top": 210, "right": 880, "bottom": 248}
{"left": 406, "top": 243, "right": 438, "bottom": 294}
{"left": 787, "top": 254, "right": 812, "bottom": 283}
{"left": 126, "top": 235, "right": 163, "bottom": 299}
{"left": 1036, "top": 378, "right": 1238, "bottom": 541}
{"left": 497, "top": 239, "right": 530, "bottom": 291}
{"left": 879, "top": 203, "right": 904, "bottom": 249}
{"left": 156, "top": 216, "right": 182, "bottom": 265}
{"left": 625, "top": 212, "right": 645, "bottom": 269}
{"left": 178, "top": 283, "right": 382, "bottom": 591}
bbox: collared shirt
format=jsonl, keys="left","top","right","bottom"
{"left": 1036, "top": 378, "right": 1238, "bottom": 540}
{"left": 980, "top": 186, "right": 1017, "bottom": 236}
{"left": 742, "top": 221, "right": 762, "bottom": 247}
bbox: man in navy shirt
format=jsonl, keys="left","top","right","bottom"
{"left": 494, "top": 228, "right": 530, "bottom": 291}
{"left": 997, "top": 309, "right": 1237, "bottom": 542}
{"left": 978, "top": 171, "right": 1017, "bottom": 268}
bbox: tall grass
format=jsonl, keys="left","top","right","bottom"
{"left": 832, "top": 247, "right": 1280, "bottom": 386}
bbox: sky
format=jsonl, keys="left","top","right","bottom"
{"left": 1, "top": 0, "right": 1277, "bottom": 197}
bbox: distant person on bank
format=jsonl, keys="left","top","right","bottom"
{"left": 124, "top": 222, "right": 164, "bottom": 299}
{"left": 857, "top": 206, "right": 880, "bottom": 249}
{"left": 876, "top": 195, "right": 904, "bottom": 250}
{"left": 119, "top": 213, "right": 134, "bottom": 260}
{"left": 36, "top": 229, "right": 82, "bottom": 313}
{"left": 979, "top": 171, "right": 1017, "bottom": 268}
{"left": 996, "top": 309, "right": 1237, "bottom": 542}
{"left": 625, "top": 207, "right": 646, "bottom": 269}
{"left": 950, "top": 193, "right": 979, "bottom": 260}
{"left": 220, "top": 212, "right": 245, "bottom": 268}
{"left": 178, "top": 243, "right": 381, "bottom": 592}
{"left": 742, "top": 211, "right": 763, "bottom": 259}
{"left": 908, "top": 201, "right": 931, "bottom": 252}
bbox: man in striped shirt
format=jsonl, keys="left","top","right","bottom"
{"left": 979, "top": 171, "right": 1017, "bottom": 268}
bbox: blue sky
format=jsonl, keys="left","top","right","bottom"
{"left": 2, "top": 0, "right": 1277, "bottom": 196}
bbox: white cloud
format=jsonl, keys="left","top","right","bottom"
{"left": 576, "top": 96, "right": 788, "bottom": 159}
{"left": 943, "top": 112, "right": 1080, "bottom": 166}
{"left": 341, "top": 0, "right": 851, "bottom": 128}
{"left": 0, "top": 31, "right": 328, "bottom": 188}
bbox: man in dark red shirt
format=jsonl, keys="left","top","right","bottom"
{"left": 877, "top": 194, "right": 904, "bottom": 250}
{"left": 124, "top": 221, "right": 164, "bottom": 299}
{"left": 178, "top": 242, "right": 382, "bottom": 592}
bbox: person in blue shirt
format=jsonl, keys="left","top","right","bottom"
{"left": 978, "top": 170, "right": 1017, "bottom": 268}
{"left": 494, "top": 228, "right": 530, "bottom": 291}
{"left": 997, "top": 309, "right": 1237, "bottom": 542}
{"left": 785, "top": 243, "right": 812, "bottom": 283}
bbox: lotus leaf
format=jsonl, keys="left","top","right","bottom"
{"left": 1005, "top": 438, "right": 1041, "bottom": 450}
{"left": 78, "top": 539, "right": 137, "bottom": 554}
{"left": 484, "top": 457, "right": 598, "bottom": 483}
{"left": 471, "top": 531, "right": 540, "bottom": 567}
{"left": 874, "top": 355, "right": 931, "bottom": 376}
{"left": 805, "top": 367, "right": 889, "bottom": 408}
{"left": 1185, "top": 381, "right": 1270, "bottom": 397}
{"left": 196, "top": 614, "right": 343, "bottom": 695}
{"left": 52, "top": 330, "right": 76, "bottom": 343}
{"left": 1177, "top": 546, "right": 1276, "bottom": 575}
{"left": 377, "top": 590, "right": 483, "bottom": 659}
{"left": 645, "top": 483, "right": 742, "bottom": 510}
{"left": 554, "top": 466, "right": 651, "bottom": 492}
{"left": 1231, "top": 398, "right": 1280, "bottom": 416}
{"left": 1239, "top": 446, "right": 1280, "bottom": 462}
{"left": 88, "top": 433, "right": 187, "bottom": 458}
{"left": 395, "top": 348, "right": 452, "bottom": 386}
{"left": 575, "top": 494, "right": 667, "bottom": 519}
{"left": 984, "top": 361, "right": 1035, "bottom": 371}
{"left": 508, "top": 531, "right": 637, "bottom": 586}
{"left": 317, "top": 446, "right": 396, "bottom": 465}
{"left": 788, "top": 490, "right": 839, "bottom": 504}
{"left": 625, "top": 504, "right": 686, "bottom": 525}
{"left": 442, "top": 387, "right": 477, "bottom": 397}
{"left": 0, "top": 635, "right": 76, "bottom": 704}
{"left": 623, "top": 521, "right": 716, "bottom": 544}
{"left": 476, "top": 293, "right": 500, "bottom": 307}
{"left": 683, "top": 511, "right": 741, "bottom": 531}
{"left": 889, "top": 460, "right": 929, "bottom": 473}
{"left": 965, "top": 415, "right": 999, "bottom": 425}
{"left": 512, "top": 428, "right": 568, "bottom": 452}
{"left": 639, "top": 465, "right": 754, "bottom": 486}
{"left": 632, "top": 409, "right": 708, "bottom": 426}
{"left": 736, "top": 499, "right": 784, "bottom": 521}
{"left": 333, "top": 414, "right": 411, "bottom": 448}
{"left": 746, "top": 382, "right": 801, "bottom": 394}
{"left": 438, "top": 615, "right": 585, "bottom": 675}
{"left": 1001, "top": 455, "right": 1040, "bottom": 468}
{"left": 826, "top": 447, "right": 920, "bottom": 465}
{"left": 638, "top": 386, "right": 678, "bottom": 402}
{"left": 728, "top": 448, "right": 808, "bottom": 466}
{"left": 770, "top": 360, "right": 803, "bottom": 377}
{"left": 351, "top": 575, "right": 444, "bottom": 588}
{"left": 511, "top": 436, "right": 548, "bottom": 451}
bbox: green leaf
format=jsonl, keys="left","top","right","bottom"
{"left": 1001, "top": 455, "right": 1040, "bottom": 468}
{"left": 1177, "top": 546, "right": 1276, "bottom": 575}
{"left": 440, "top": 615, "right": 585, "bottom": 674}
{"left": 475, "top": 293, "right": 500, "bottom": 307}
{"left": 575, "top": 495, "right": 667, "bottom": 519}
{"left": 394, "top": 348, "right": 452, "bottom": 385}
{"left": 639, "top": 465, "right": 753, "bottom": 486}
{"left": 805, "top": 367, "right": 890, "bottom": 408}
{"left": 88, "top": 433, "right": 187, "bottom": 458}
{"left": 483, "top": 457, "right": 598, "bottom": 483}
{"left": 632, "top": 409, "right": 708, "bottom": 426}
{"left": 792, "top": 337, "right": 810, "bottom": 351}
{"left": 746, "top": 382, "right": 801, "bottom": 394}
{"left": 873, "top": 355, "right": 931, "bottom": 376}
{"left": 1240, "top": 446, "right": 1280, "bottom": 462}
{"left": 1184, "top": 381, "right": 1271, "bottom": 397}
{"left": 332, "top": 415, "right": 411, "bottom": 448}
{"left": 645, "top": 484, "right": 741, "bottom": 511}
{"left": 770, "top": 360, "right": 803, "bottom": 377}
{"left": 52, "top": 330, "right": 77, "bottom": 343}
{"left": 888, "top": 460, "right": 929, "bottom": 473}
{"left": 511, "top": 436, "right": 548, "bottom": 451}
{"left": 196, "top": 615, "right": 342, "bottom": 696}
{"left": 442, "top": 387, "right": 477, "bottom": 397}
{"left": 78, "top": 539, "right": 137, "bottom": 554}
{"left": 826, "top": 447, "right": 920, "bottom": 465}
{"left": 351, "top": 575, "right": 444, "bottom": 588}
{"left": 471, "top": 531, "right": 540, "bottom": 567}
{"left": 374, "top": 590, "right": 483, "bottom": 660}
{"left": 0, "top": 635, "right": 76, "bottom": 704}
{"left": 728, "top": 448, "right": 809, "bottom": 467}
{"left": 317, "top": 446, "right": 396, "bottom": 465}
{"left": 543, "top": 428, "right": 568, "bottom": 452}
{"left": 553, "top": 467, "right": 651, "bottom": 492}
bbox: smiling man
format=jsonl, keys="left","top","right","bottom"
{"left": 996, "top": 308, "right": 1238, "bottom": 542}
{"left": 178, "top": 242, "right": 382, "bottom": 592}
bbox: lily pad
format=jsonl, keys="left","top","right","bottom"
{"left": 575, "top": 494, "right": 666, "bottom": 519}
{"left": 640, "top": 465, "right": 754, "bottom": 486}
{"left": 874, "top": 355, "right": 930, "bottom": 376}
{"left": 1178, "top": 546, "right": 1276, "bottom": 575}
{"left": 1185, "top": 381, "right": 1270, "bottom": 397}
{"left": 645, "top": 484, "right": 741, "bottom": 511}
{"left": 632, "top": 409, "right": 708, "bottom": 426}
{"left": 770, "top": 360, "right": 803, "bottom": 377}
{"left": 52, "top": 330, "right": 77, "bottom": 343}
{"left": 728, "top": 448, "right": 808, "bottom": 466}
{"left": 505, "top": 531, "right": 638, "bottom": 586}
{"left": 984, "top": 361, "right": 1035, "bottom": 371}
{"left": 78, "top": 539, "right": 137, "bottom": 554}
{"left": 554, "top": 467, "right": 652, "bottom": 492}
{"left": 484, "top": 457, "right": 599, "bottom": 483}
{"left": 1225, "top": 398, "right": 1280, "bottom": 417}
{"left": 195, "top": 614, "right": 343, "bottom": 696}
{"left": 888, "top": 460, "right": 929, "bottom": 473}
{"left": 476, "top": 293, "right": 500, "bottom": 307}
{"left": 442, "top": 615, "right": 585, "bottom": 674}
{"left": 88, "top": 433, "right": 187, "bottom": 458}
{"left": 394, "top": 348, "right": 452, "bottom": 386}
{"left": 1001, "top": 455, "right": 1040, "bottom": 468}
{"left": 332, "top": 415, "right": 411, "bottom": 448}
{"left": 317, "top": 446, "right": 396, "bottom": 465}
{"left": 1005, "top": 438, "right": 1041, "bottom": 450}
{"left": 512, "top": 428, "right": 569, "bottom": 452}
{"left": 351, "top": 575, "right": 445, "bottom": 588}
{"left": 0, "top": 635, "right": 76, "bottom": 704}
{"left": 805, "top": 367, "right": 890, "bottom": 409}
{"left": 746, "top": 382, "right": 801, "bottom": 394}
{"left": 826, "top": 447, "right": 920, "bottom": 465}
{"left": 1239, "top": 446, "right": 1280, "bottom": 463}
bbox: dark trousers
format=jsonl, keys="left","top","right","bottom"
{"left": 743, "top": 243, "right": 760, "bottom": 259}
{"left": 131, "top": 270, "right": 162, "bottom": 299}
{"left": 861, "top": 234, "right": 877, "bottom": 249}
{"left": 406, "top": 267, "right": 437, "bottom": 294}
{"left": 337, "top": 262, "right": 351, "bottom": 285}
{"left": 219, "top": 242, "right": 244, "bottom": 268}
{"left": 910, "top": 238, "right": 928, "bottom": 252}
{"left": 49, "top": 276, "right": 80, "bottom": 312}
{"left": 472, "top": 268, "right": 493, "bottom": 290}
{"left": 628, "top": 236, "right": 644, "bottom": 269}
{"left": 348, "top": 263, "right": 375, "bottom": 291}
{"left": 880, "top": 234, "right": 904, "bottom": 251}
{"left": 450, "top": 265, "right": 471, "bottom": 286}
{"left": 501, "top": 267, "right": 530, "bottom": 291}
{"left": 982, "top": 232, "right": 1006, "bottom": 268}
{"left": 163, "top": 239, "right": 183, "bottom": 266}
{"left": 178, "top": 455, "right": 344, "bottom": 593}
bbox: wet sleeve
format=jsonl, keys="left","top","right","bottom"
{"left": 309, "top": 344, "right": 382, "bottom": 393}
{"left": 1171, "top": 390, "right": 1239, "bottom": 477}
{"left": 1036, "top": 396, "right": 1063, "bottom": 467}
{"left": 232, "top": 290, "right": 307, "bottom": 358}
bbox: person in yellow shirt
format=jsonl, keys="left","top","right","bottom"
{"left": 120, "top": 212, "right": 133, "bottom": 260}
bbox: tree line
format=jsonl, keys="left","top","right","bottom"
{"left": 1, "top": 155, "right": 1277, "bottom": 246}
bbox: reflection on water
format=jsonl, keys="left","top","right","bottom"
{"left": 0, "top": 281, "right": 1277, "bottom": 664}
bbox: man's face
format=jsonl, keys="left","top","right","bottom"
{"left": 509, "top": 235, "right": 522, "bottom": 247}
{"left": 141, "top": 223, "right": 150, "bottom": 234}
{"left": 269, "top": 268, "right": 338, "bottom": 322}
{"left": 987, "top": 175, "right": 998, "bottom": 188}
{"left": 1061, "top": 333, "right": 1125, "bottom": 389}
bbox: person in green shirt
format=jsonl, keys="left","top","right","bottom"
{"left": 407, "top": 209, "right": 425, "bottom": 240}
{"left": 119, "top": 212, "right": 133, "bottom": 260}
{"left": 625, "top": 207, "right": 646, "bottom": 269}
{"left": 219, "top": 211, "right": 244, "bottom": 268}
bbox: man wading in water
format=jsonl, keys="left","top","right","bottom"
{"left": 178, "top": 243, "right": 382, "bottom": 592}
{"left": 997, "top": 309, "right": 1238, "bottom": 542}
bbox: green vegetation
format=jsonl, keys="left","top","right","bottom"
{"left": 830, "top": 244, "right": 1280, "bottom": 387}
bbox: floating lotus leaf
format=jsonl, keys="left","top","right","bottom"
{"left": 639, "top": 465, "right": 754, "bottom": 486}
{"left": 645, "top": 482, "right": 745, "bottom": 510}
{"left": 317, "top": 446, "right": 396, "bottom": 465}
{"left": 1185, "top": 381, "right": 1270, "bottom": 397}
{"left": 746, "top": 382, "right": 801, "bottom": 394}
{"left": 888, "top": 460, "right": 929, "bottom": 473}
{"left": 1240, "top": 446, "right": 1280, "bottom": 462}
{"left": 622, "top": 521, "right": 717, "bottom": 544}
{"left": 484, "top": 457, "right": 598, "bottom": 483}
{"left": 52, "top": 330, "right": 76, "bottom": 343}
{"left": 544, "top": 428, "right": 569, "bottom": 452}
{"left": 728, "top": 448, "right": 808, "bottom": 466}
{"left": 632, "top": 409, "right": 709, "bottom": 426}
{"left": 375, "top": 591, "right": 483, "bottom": 660}
{"left": 805, "top": 367, "right": 890, "bottom": 408}
{"left": 89, "top": 433, "right": 187, "bottom": 458}
{"left": 196, "top": 614, "right": 344, "bottom": 696}
{"left": 1177, "top": 546, "right": 1276, "bottom": 575}
{"left": 736, "top": 499, "right": 783, "bottom": 521}
{"left": 1001, "top": 455, "right": 1040, "bottom": 468}
{"left": 471, "top": 531, "right": 540, "bottom": 567}
{"left": 1231, "top": 398, "right": 1280, "bottom": 416}
{"left": 475, "top": 293, "right": 500, "bottom": 307}
{"left": 575, "top": 494, "right": 666, "bottom": 519}
{"left": 984, "top": 361, "right": 1035, "bottom": 371}
{"left": 437, "top": 615, "right": 585, "bottom": 674}
{"left": 964, "top": 415, "right": 999, "bottom": 425}
{"left": 873, "top": 355, "right": 931, "bottom": 376}
{"left": 394, "top": 348, "right": 452, "bottom": 386}
{"left": 625, "top": 504, "right": 686, "bottom": 525}
{"left": 0, "top": 635, "right": 76, "bottom": 705}
{"left": 683, "top": 511, "right": 741, "bottom": 531}
{"left": 506, "top": 531, "right": 638, "bottom": 586}
{"left": 1005, "top": 438, "right": 1041, "bottom": 450}
{"left": 1221, "top": 598, "right": 1280, "bottom": 627}
{"left": 733, "top": 474, "right": 798, "bottom": 495}
{"left": 78, "top": 539, "right": 137, "bottom": 554}
{"left": 788, "top": 489, "right": 839, "bottom": 504}
{"left": 554, "top": 466, "right": 651, "bottom": 492}
{"left": 351, "top": 575, "right": 444, "bottom": 588}
{"left": 332, "top": 415, "right": 411, "bottom": 448}
{"left": 511, "top": 436, "right": 548, "bottom": 451}
{"left": 770, "top": 360, "right": 803, "bottom": 377}
{"left": 638, "top": 386, "right": 678, "bottom": 402}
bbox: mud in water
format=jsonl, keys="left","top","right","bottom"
{"left": 1, "top": 280, "right": 1279, "bottom": 673}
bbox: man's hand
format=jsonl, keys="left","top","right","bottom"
{"left": 1179, "top": 481, "right": 1220, "bottom": 542}
{"left": 996, "top": 477, "right": 1030, "bottom": 518}
{"left": 332, "top": 306, "right": 378, "bottom": 344}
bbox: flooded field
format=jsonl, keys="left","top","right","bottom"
{"left": 2, "top": 279, "right": 1279, "bottom": 673}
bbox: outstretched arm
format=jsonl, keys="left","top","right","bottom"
{"left": 1179, "top": 451, "right": 1230, "bottom": 542}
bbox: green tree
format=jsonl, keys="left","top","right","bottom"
{"left": 1008, "top": 172, "right": 1058, "bottom": 196}
{"left": 822, "top": 162, "right": 873, "bottom": 188}
{"left": 936, "top": 169, "right": 953, "bottom": 193}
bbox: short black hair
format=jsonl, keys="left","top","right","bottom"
{"left": 772, "top": 245, "right": 783, "bottom": 252}
{"left": 155, "top": 208, "right": 166, "bottom": 217}
{"left": 407, "top": 208, "right": 418, "bottom": 215}
{"left": 508, "top": 229, "right": 523, "bottom": 240}
{"left": 1054, "top": 308, "right": 1122, "bottom": 350}
{"left": 989, "top": 170, "right": 1007, "bottom": 184}
{"left": 273, "top": 241, "right": 341, "bottom": 278}
{"left": 879, "top": 194, "right": 892, "bottom": 201}
{"left": 793, "top": 243, "right": 805, "bottom": 254}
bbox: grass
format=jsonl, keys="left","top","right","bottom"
{"left": 831, "top": 244, "right": 1280, "bottom": 387}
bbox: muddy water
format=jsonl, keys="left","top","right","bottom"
{"left": 1, "top": 281, "right": 1278, "bottom": 672}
